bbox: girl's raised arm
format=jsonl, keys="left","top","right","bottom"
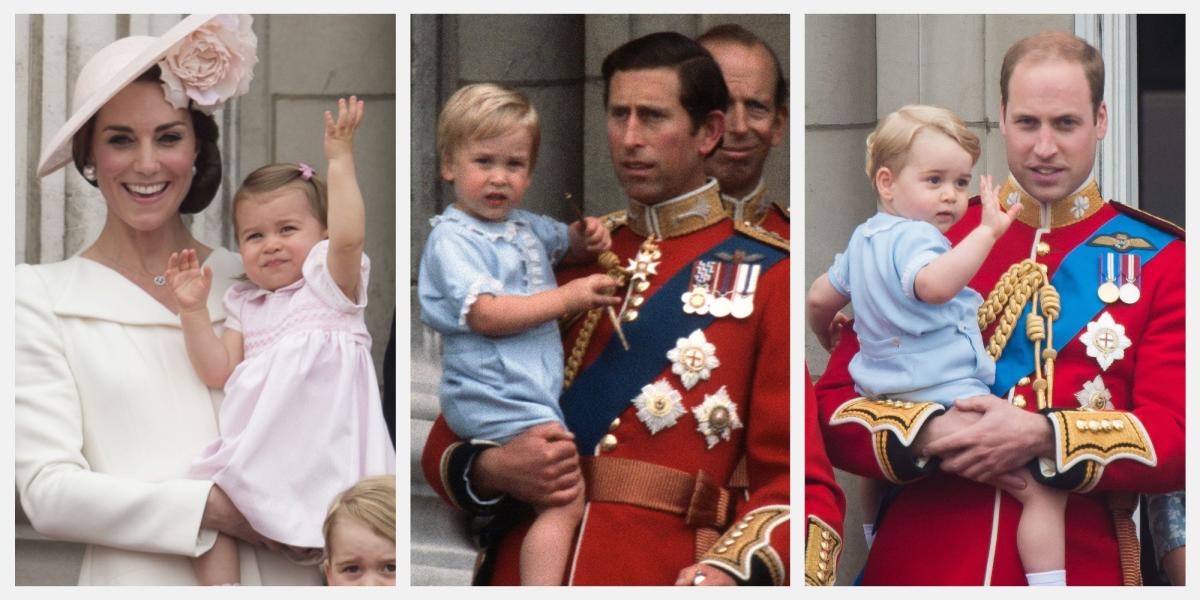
{"left": 324, "top": 96, "right": 367, "bottom": 301}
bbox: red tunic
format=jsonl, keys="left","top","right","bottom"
{"left": 423, "top": 191, "right": 790, "bottom": 585}
{"left": 815, "top": 179, "right": 1184, "bottom": 585}
{"left": 804, "top": 366, "right": 845, "bottom": 585}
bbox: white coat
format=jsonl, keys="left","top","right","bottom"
{"left": 15, "top": 249, "right": 322, "bottom": 585}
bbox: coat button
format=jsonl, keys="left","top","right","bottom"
{"left": 1013, "top": 395, "right": 1027, "bottom": 409}
{"left": 608, "top": 418, "right": 621, "bottom": 432}
{"left": 600, "top": 434, "right": 618, "bottom": 452}
{"left": 1037, "top": 241, "right": 1051, "bottom": 256}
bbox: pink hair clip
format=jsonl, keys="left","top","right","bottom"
{"left": 297, "top": 162, "right": 315, "bottom": 181}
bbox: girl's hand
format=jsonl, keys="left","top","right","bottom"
{"left": 166, "top": 249, "right": 212, "bottom": 314}
{"left": 573, "top": 217, "right": 611, "bottom": 254}
{"left": 324, "top": 96, "right": 365, "bottom": 162}
{"left": 560, "top": 273, "right": 621, "bottom": 314}
{"left": 979, "top": 174, "right": 1022, "bottom": 239}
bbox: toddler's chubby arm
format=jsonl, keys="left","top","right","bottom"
{"left": 468, "top": 274, "right": 621, "bottom": 337}
{"left": 166, "top": 249, "right": 244, "bottom": 389}
{"left": 915, "top": 174, "right": 1023, "bottom": 304}
{"left": 324, "top": 96, "right": 368, "bottom": 303}
{"left": 807, "top": 274, "right": 851, "bottom": 352}
{"left": 562, "top": 216, "right": 611, "bottom": 265}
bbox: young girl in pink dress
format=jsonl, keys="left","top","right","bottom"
{"left": 166, "top": 96, "right": 394, "bottom": 585}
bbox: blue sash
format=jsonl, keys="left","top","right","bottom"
{"left": 562, "top": 234, "right": 787, "bottom": 453}
{"left": 990, "top": 213, "right": 1176, "bottom": 395}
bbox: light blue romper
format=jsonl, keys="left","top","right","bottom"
{"left": 827, "top": 212, "right": 994, "bottom": 404}
{"left": 418, "top": 205, "right": 570, "bottom": 443}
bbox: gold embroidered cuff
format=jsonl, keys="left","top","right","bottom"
{"left": 830, "top": 397, "right": 945, "bottom": 447}
{"left": 699, "top": 505, "right": 789, "bottom": 584}
{"left": 1048, "top": 410, "right": 1157, "bottom": 472}
{"left": 804, "top": 515, "right": 841, "bottom": 586}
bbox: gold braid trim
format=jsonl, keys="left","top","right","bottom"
{"left": 564, "top": 250, "right": 628, "bottom": 388}
{"left": 978, "top": 259, "right": 1046, "bottom": 360}
{"left": 1047, "top": 410, "right": 1158, "bottom": 472}
{"left": 978, "top": 258, "right": 1061, "bottom": 405}
{"left": 829, "top": 397, "right": 945, "bottom": 447}
{"left": 699, "top": 505, "right": 790, "bottom": 584}
{"left": 804, "top": 515, "right": 842, "bottom": 586}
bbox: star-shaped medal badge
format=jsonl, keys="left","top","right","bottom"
{"left": 1074, "top": 375, "right": 1114, "bottom": 411}
{"left": 666, "top": 329, "right": 720, "bottom": 390}
{"left": 1005, "top": 191, "right": 1020, "bottom": 207}
{"left": 632, "top": 379, "right": 685, "bottom": 435}
{"left": 1078, "top": 311, "right": 1132, "bottom": 371}
{"left": 691, "top": 386, "right": 743, "bottom": 449}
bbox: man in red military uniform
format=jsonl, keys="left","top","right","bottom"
{"left": 422, "top": 31, "right": 790, "bottom": 585}
{"left": 698, "top": 24, "right": 790, "bottom": 240}
{"left": 815, "top": 31, "right": 1184, "bottom": 585}
{"left": 805, "top": 366, "right": 845, "bottom": 585}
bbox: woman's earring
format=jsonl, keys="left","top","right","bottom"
{"left": 82, "top": 165, "right": 97, "bottom": 182}
{"left": 192, "top": 165, "right": 198, "bottom": 176}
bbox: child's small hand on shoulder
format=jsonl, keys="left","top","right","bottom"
{"left": 324, "top": 96, "right": 365, "bottom": 162}
{"left": 560, "top": 273, "right": 621, "bottom": 314}
{"left": 978, "top": 174, "right": 1022, "bottom": 239}
{"left": 166, "top": 248, "right": 213, "bottom": 314}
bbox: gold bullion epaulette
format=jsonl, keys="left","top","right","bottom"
{"left": 804, "top": 515, "right": 841, "bottom": 586}
{"left": 1047, "top": 410, "right": 1157, "bottom": 473}
{"left": 829, "top": 397, "right": 945, "bottom": 447}
{"left": 1108, "top": 201, "right": 1185, "bottom": 240}
{"left": 598, "top": 209, "right": 627, "bottom": 233}
{"left": 699, "top": 505, "right": 789, "bottom": 585}
{"left": 734, "top": 218, "right": 789, "bottom": 253}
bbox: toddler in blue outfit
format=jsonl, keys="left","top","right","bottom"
{"left": 808, "top": 105, "right": 1067, "bottom": 586}
{"left": 418, "top": 83, "right": 619, "bottom": 585}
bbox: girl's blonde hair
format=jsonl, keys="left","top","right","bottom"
{"left": 232, "top": 163, "right": 329, "bottom": 236}
{"left": 323, "top": 475, "right": 396, "bottom": 555}
{"left": 436, "top": 83, "right": 540, "bottom": 172}
{"left": 865, "top": 104, "right": 980, "bottom": 183}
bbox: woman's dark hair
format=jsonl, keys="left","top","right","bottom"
{"left": 70, "top": 65, "right": 222, "bottom": 214}
{"left": 601, "top": 31, "right": 731, "bottom": 136}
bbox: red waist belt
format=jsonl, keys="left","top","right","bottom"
{"left": 582, "top": 456, "right": 732, "bottom": 560}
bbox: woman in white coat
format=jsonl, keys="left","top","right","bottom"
{"left": 15, "top": 14, "right": 321, "bottom": 585}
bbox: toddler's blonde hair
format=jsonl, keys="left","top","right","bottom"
{"left": 437, "top": 83, "right": 541, "bottom": 173}
{"left": 865, "top": 105, "right": 980, "bottom": 185}
{"left": 323, "top": 475, "right": 396, "bottom": 556}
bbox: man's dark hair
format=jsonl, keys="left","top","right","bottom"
{"left": 697, "top": 23, "right": 788, "bottom": 109}
{"left": 601, "top": 31, "right": 730, "bottom": 132}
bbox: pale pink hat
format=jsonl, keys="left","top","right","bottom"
{"left": 37, "top": 14, "right": 257, "bottom": 178}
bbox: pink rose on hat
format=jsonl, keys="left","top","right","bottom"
{"left": 159, "top": 14, "right": 257, "bottom": 114}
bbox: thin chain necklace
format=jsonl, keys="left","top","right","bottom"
{"left": 94, "top": 248, "right": 173, "bottom": 287}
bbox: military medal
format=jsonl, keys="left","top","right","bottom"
{"left": 682, "top": 260, "right": 718, "bottom": 315}
{"left": 730, "top": 263, "right": 761, "bottom": 319}
{"left": 692, "top": 386, "right": 743, "bottom": 448}
{"left": 1074, "top": 375, "right": 1113, "bottom": 411}
{"left": 1119, "top": 254, "right": 1141, "bottom": 304}
{"left": 632, "top": 379, "right": 685, "bottom": 434}
{"left": 1079, "top": 312, "right": 1132, "bottom": 371}
{"left": 1097, "top": 253, "right": 1119, "bottom": 304}
{"left": 666, "top": 329, "right": 720, "bottom": 390}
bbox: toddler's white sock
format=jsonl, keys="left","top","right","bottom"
{"left": 1025, "top": 569, "right": 1066, "bottom": 586}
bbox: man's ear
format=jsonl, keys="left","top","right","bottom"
{"left": 874, "top": 167, "right": 895, "bottom": 200}
{"left": 770, "top": 104, "right": 788, "bottom": 147}
{"left": 697, "top": 110, "right": 725, "bottom": 157}
{"left": 1094, "top": 100, "right": 1109, "bottom": 141}
{"left": 998, "top": 102, "right": 1008, "bottom": 136}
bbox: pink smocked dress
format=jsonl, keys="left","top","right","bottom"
{"left": 188, "top": 240, "right": 395, "bottom": 548}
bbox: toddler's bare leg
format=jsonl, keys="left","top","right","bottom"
{"left": 1008, "top": 468, "right": 1068, "bottom": 575}
{"left": 193, "top": 532, "right": 241, "bottom": 585}
{"left": 520, "top": 478, "right": 585, "bottom": 585}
